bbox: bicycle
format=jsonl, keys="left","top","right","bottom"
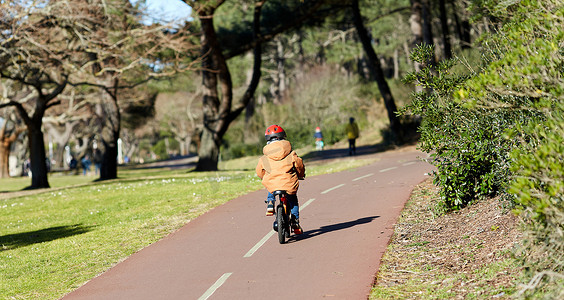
{"left": 271, "top": 190, "right": 298, "bottom": 244}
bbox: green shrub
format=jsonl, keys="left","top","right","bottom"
{"left": 401, "top": 45, "right": 531, "bottom": 209}
{"left": 462, "top": 0, "right": 564, "bottom": 296}
{"left": 151, "top": 138, "right": 179, "bottom": 159}
{"left": 220, "top": 141, "right": 262, "bottom": 161}
{"left": 509, "top": 104, "right": 564, "bottom": 299}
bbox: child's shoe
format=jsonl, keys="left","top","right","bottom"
{"left": 266, "top": 201, "right": 275, "bottom": 216}
{"left": 292, "top": 220, "right": 303, "bottom": 234}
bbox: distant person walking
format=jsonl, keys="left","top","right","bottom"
{"left": 314, "top": 127, "right": 324, "bottom": 150}
{"left": 345, "top": 117, "right": 359, "bottom": 156}
{"left": 93, "top": 149, "right": 102, "bottom": 175}
{"left": 81, "top": 155, "right": 91, "bottom": 176}
{"left": 69, "top": 156, "right": 78, "bottom": 175}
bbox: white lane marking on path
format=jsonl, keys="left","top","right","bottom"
{"left": 244, "top": 231, "right": 275, "bottom": 258}
{"left": 402, "top": 161, "right": 416, "bottom": 166}
{"left": 300, "top": 198, "right": 316, "bottom": 210}
{"left": 352, "top": 173, "right": 374, "bottom": 181}
{"left": 198, "top": 272, "right": 232, "bottom": 300}
{"left": 379, "top": 167, "right": 398, "bottom": 173}
{"left": 244, "top": 198, "right": 316, "bottom": 258}
{"left": 321, "top": 184, "right": 345, "bottom": 194}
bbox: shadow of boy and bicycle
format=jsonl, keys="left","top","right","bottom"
{"left": 286, "top": 216, "right": 380, "bottom": 243}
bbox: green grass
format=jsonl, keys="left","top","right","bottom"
{"left": 0, "top": 174, "right": 97, "bottom": 192}
{"left": 0, "top": 155, "right": 376, "bottom": 299}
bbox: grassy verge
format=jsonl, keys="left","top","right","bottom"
{"left": 370, "top": 179, "right": 524, "bottom": 299}
{"left": 0, "top": 174, "right": 97, "bottom": 193}
{"left": 0, "top": 155, "right": 375, "bottom": 299}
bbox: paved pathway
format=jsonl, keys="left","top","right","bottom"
{"left": 63, "top": 148, "right": 432, "bottom": 299}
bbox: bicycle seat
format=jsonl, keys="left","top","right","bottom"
{"left": 272, "top": 190, "right": 286, "bottom": 196}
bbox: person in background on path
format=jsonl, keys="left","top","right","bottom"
{"left": 22, "top": 159, "right": 31, "bottom": 177}
{"left": 93, "top": 149, "right": 102, "bottom": 175}
{"left": 314, "top": 126, "right": 324, "bottom": 150}
{"left": 81, "top": 155, "right": 91, "bottom": 175}
{"left": 69, "top": 156, "right": 78, "bottom": 175}
{"left": 345, "top": 117, "right": 359, "bottom": 156}
{"left": 256, "top": 125, "right": 306, "bottom": 234}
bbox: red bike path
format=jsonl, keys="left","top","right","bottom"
{"left": 62, "top": 148, "right": 433, "bottom": 299}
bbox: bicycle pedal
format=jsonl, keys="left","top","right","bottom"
{"left": 293, "top": 228, "right": 303, "bottom": 234}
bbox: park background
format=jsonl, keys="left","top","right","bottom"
{"left": 0, "top": 0, "right": 562, "bottom": 299}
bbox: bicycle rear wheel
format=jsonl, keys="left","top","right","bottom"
{"left": 276, "top": 205, "right": 286, "bottom": 244}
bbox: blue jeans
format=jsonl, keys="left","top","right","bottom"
{"left": 267, "top": 192, "right": 299, "bottom": 220}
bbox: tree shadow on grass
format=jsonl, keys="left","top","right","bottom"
{"left": 0, "top": 224, "right": 93, "bottom": 251}
{"left": 289, "top": 216, "right": 380, "bottom": 243}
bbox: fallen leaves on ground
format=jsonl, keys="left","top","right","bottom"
{"left": 372, "top": 178, "right": 523, "bottom": 299}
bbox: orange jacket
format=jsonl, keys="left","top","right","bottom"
{"left": 256, "top": 140, "right": 305, "bottom": 195}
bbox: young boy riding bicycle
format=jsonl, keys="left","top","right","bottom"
{"left": 256, "top": 125, "right": 306, "bottom": 234}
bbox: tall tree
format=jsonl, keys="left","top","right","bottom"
{"left": 451, "top": 0, "right": 471, "bottom": 49}
{"left": 186, "top": 0, "right": 265, "bottom": 171}
{"left": 70, "top": 0, "right": 196, "bottom": 180}
{"left": 421, "top": 0, "right": 434, "bottom": 47}
{"left": 1, "top": 0, "right": 195, "bottom": 186}
{"left": 0, "top": 2, "right": 73, "bottom": 188}
{"left": 438, "top": 0, "right": 452, "bottom": 59}
{"left": 186, "top": 0, "right": 344, "bottom": 171}
{"left": 351, "top": 0, "right": 402, "bottom": 140}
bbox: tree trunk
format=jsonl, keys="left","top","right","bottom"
{"left": 28, "top": 121, "right": 50, "bottom": 188}
{"left": 393, "top": 47, "right": 400, "bottom": 79}
{"left": 409, "top": 0, "right": 425, "bottom": 80}
{"left": 197, "top": 129, "right": 221, "bottom": 171}
{"left": 194, "top": 1, "right": 264, "bottom": 171}
{"left": 0, "top": 119, "right": 20, "bottom": 178}
{"left": 0, "top": 141, "right": 9, "bottom": 178}
{"left": 8, "top": 85, "right": 66, "bottom": 188}
{"left": 450, "top": 0, "right": 471, "bottom": 49}
{"left": 296, "top": 29, "right": 306, "bottom": 79}
{"left": 0, "top": 140, "right": 12, "bottom": 178}
{"left": 421, "top": 0, "right": 434, "bottom": 47}
{"left": 439, "top": 0, "right": 452, "bottom": 59}
{"left": 274, "top": 37, "right": 286, "bottom": 104}
{"left": 100, "top": 136, "right": 118, "bottom": 179}
{"left": 403, "top": 40, "right": 413, "bottom": 69}
{"left": 99, "top": 88, "right": 120, "bottom": 180}
{"left": 351, "top": 0, "right": 402, "bottom": 141}
{"left": 195, "top": 9, "right": 230, "bottom": 171}
{"left": 410, "top": 0, "right": 424, "bottom": 47}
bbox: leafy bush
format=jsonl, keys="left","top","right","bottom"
{"left": 472, "top": 0, "right": 564, "bottom": 296}
{"left": 448, "top": 0, "right": 563, "bottom": 296}
{"left": 401, "top": 45, "right": 531, "bottom": 209}
{"left": 151, "top": 138, "right": 179, "bottom": 160}
{"left": 509, "top": 104, "right": 564, "bottom": 298}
